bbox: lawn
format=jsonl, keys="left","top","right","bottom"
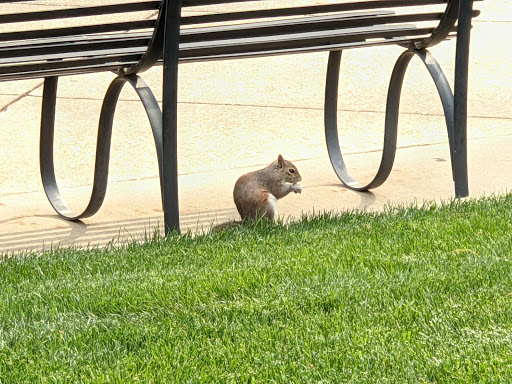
{"left": 1, "top": 194, "right": 512, "bottom": 383}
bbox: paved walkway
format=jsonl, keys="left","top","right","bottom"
{"left": 1, "top": 2, "right": 511, "bottom": 254}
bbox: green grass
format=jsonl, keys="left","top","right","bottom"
{"left": 2, "top": 194, "right": 512, "bottom": 383}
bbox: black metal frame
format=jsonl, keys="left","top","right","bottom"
{"left": 324, "top": 0, "right": 474, "bottom": 199}
{"left": 161, "top": 0, "right": 182, "bottom": 233}
{"left": 40, "top": 74, "right": 164, "bottom": 220}
{"left": 34, "top": 1, "right": 169, "bottom": 223}
{"left": 324, "top": 48, "right": 455, "bottom": 191}
{"left": 33, "top": 0, "right": 180, "bottom": 232}
{"left": 0, "top": 0, "right": 477, "bottom": 235}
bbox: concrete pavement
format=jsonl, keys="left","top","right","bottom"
{"left": 1, "top": 1, "right": 511, "bottom": 254}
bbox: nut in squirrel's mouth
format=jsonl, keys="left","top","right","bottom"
{"left": 291, "top": 183, "right": 302, "bottom": 194}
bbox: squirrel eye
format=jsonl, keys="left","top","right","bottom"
{"left": 289, "top": 168, "right": 295, "bottom": 174}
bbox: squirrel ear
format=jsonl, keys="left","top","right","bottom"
{"left": 278, "top": 154, "right": 284, "bottom": 167}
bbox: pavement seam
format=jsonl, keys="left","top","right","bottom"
{"left": 2, "top": 133, "right": 511, "bottom": 198}
{"left": 0, "top": 82, "right": 43, "bottom": 113}
{"left": 33, "top": 95, "right": 507, "bottom": 120}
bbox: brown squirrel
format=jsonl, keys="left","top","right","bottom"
{"left": 214, "top": 154, "right": 302, "bottom": 231}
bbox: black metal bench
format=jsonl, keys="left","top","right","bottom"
{"left": 0, "top": 0, "right": 480, "bottom": 234}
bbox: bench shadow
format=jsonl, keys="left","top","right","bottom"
{"left": 1, "top": 188, "right": 376, "bottom": 255}
{"left": 0, "top": 208, "right": 238, "bottom": 255}
{"left": 355, "top": 190, "right": 377, "bottom": 211}
{"left": 318, "top": 183, "right": 377, "bottom": 211}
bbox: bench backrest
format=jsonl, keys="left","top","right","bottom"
{"left": 0, "top": 0, "right": 479, "bottom": 80}
{"left": 0, "top": 0, "right": 165, "bottom": 81}
{"left": 177, "top": 0, "right": 480, "bottom": 62}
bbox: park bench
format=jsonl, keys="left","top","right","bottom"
{"left": 0, "top": 0, "right": 480, "bottom": 234}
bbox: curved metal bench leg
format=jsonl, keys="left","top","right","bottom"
{"left": 40, "top": 75, "right": 163, "bottom": 221}
{"left": 120, "top": 75, "right": 164, "bottom": 199}
{"left": 325, "top": 49, "right": 410, "bottom": 190}
{"left": 413, "top": 49, "right": 455, "bottom": 180}
{"left": 324, "top": 48, "right": 457, "bottom": 192}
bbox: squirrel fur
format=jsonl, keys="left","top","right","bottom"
{"left": 214, "top": 154, "right": 302, "bottom": 231}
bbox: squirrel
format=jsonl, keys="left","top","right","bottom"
{"left": 213, "top": 154, "right": 302, "bottom": 231}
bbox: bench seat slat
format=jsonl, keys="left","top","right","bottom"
{"left": 180, "top": 24, "right": 432, "bottom": 58}
{"left": 1, "top": 53, "right": 141, "bottom": 79}
{"left": 0, "top": 38, "right": 151, "bottom": 65}
{"left": 1, "top": 31, "right": 154, "bottom": 50}
{"left": 181, "top": 12, "right": 444, "bottom": 43}
{"left": 0, "top": 20, "right": 155, "bottom": 44}
{"left": 0, "top": 47, "right": 147, "bottom": 68}
{"left": 182, "top": 0, "right": 445, "bottom": 8}
{"left": 182, "top": 10, "right": 394, "bottom": 33}
{"left": 1, "top": 62, "right": 136, "bottom": 82}
{"left": 182, "top": 34, "right": 455, "bottom": 63}
{"left": 0, "top": 0, "right": 40, "bottom": 3}
{"left": 0, "top": 2, "right": 161, "bottom": 24}
{"left": 181, "top": 0, "right": 449, "bottom": 25}
{"left": 181, "top": 10, "right": 395, "bottom": 41}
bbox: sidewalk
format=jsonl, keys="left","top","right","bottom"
{"left": 1, "top": 2, "right": 511, "bottom": 254}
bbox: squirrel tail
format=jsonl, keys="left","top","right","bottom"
{"left": 211, "top": 220, "right": 243, "bottom": 233}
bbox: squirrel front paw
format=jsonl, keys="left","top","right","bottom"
{"left": 290, "top": 183, "right": 302, "bottom": 194}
